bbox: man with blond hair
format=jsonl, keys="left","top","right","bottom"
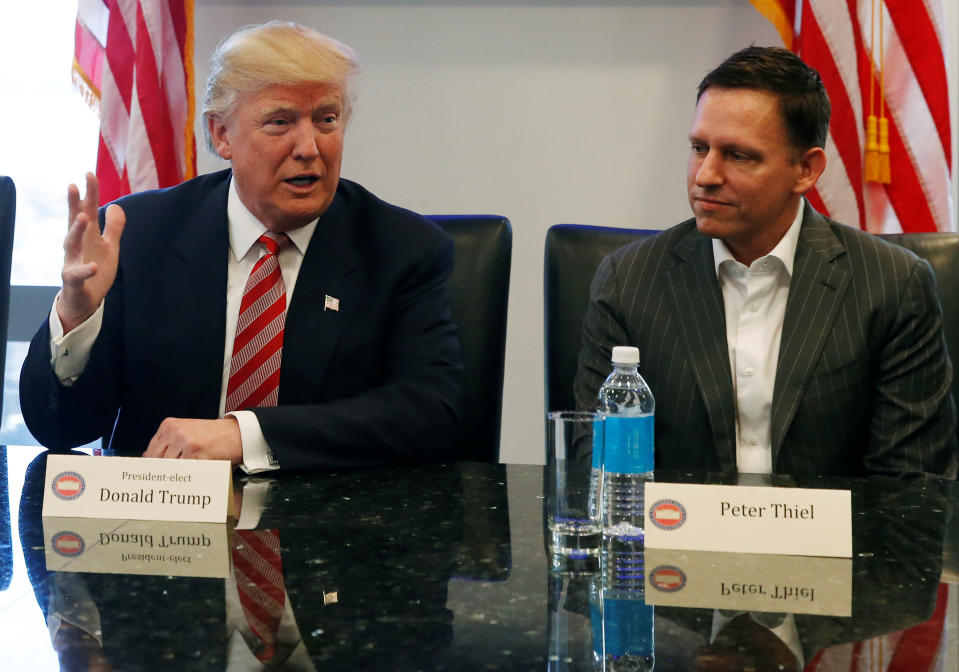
{"left": 21, "top": 21, "right": 464, "bottom": 471}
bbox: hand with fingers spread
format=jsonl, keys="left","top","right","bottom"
{"left": 58, "top": 172, "right": 126, "bottom": 334}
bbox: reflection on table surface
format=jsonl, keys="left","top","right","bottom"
{"left": 0, "top": 447, "right": 957, "bottom": 671}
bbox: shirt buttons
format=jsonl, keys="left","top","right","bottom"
{"left": 750, "top": 438, "right": 759, "bottom": 446}
{"left": 744, "top": 367, "right": 754, "bottom": 376}
{"left": 750, "top": 304, "right": 759, "bottom": 312}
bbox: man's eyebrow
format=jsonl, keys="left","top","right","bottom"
{"left": 257, "top": 105, "right": 296, "bottom": 117}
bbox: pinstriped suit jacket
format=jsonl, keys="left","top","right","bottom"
{"left": 574, "top": 204, "right": 957, "bottom": 477}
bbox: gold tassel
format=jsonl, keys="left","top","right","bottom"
{"left": 865, "top": 115, "right": 880, "bottom": 182}
{"left": 878, "top": 117, "right": 891, "bottom": 184}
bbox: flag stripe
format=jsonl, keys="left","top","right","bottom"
{"left": 104, "top": 0, "right": 134, "bottom": 113}
{"left": 884, "top": 96, "right": 940, "bottom": 232}
{"left": 885, "top": 0, "right": 951, "bottom": 165}
{"left": 801, "top": 5, "right": 868, "bottom": 230}
{"left": 134, "top": 3, "right": 179, "bottom": 188}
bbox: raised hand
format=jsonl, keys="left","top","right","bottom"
{"left": 58, "top": 172, "right": 126, "bottom": 333}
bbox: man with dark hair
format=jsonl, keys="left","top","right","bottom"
{"left": 575, "top": 46, "right": 956, "bottom": 477}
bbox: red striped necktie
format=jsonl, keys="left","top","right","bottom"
{"left": 232, "top": 529, "right": 286, "bottom": 662}
{"left": 226, "top": 232, "right": 289, "bottom": 413}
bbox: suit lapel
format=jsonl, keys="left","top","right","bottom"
{"left": 162, "top": 175, "right": 230, "bottom": 418}
{"left": 666, "top": 227, "right": 738, "bottom": 471}
{"left": 771, "top": 206, "right": 851, "bottom": 462}
{"left": 280, "top": 189, "right": 364, "bottom": 400}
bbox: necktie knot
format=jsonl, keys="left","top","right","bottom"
{"left": 259, "top": 232, "right": 288, "bottom": 256}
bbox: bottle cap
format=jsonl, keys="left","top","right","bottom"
{"left": 611, "top": 346, "right": 640, "bottom": 364}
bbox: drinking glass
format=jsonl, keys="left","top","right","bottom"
{"left": 546, "top": 411, "right": 604, "bottom": 572}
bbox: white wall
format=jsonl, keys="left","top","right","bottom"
{"left": 194, "top": 1, "right": 958, "bottom": 465}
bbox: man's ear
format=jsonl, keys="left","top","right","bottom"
{"left": 208, "top": 116, "right": 233, "bottom": 161}
{"left": 794, "top": 146, "right": 827, "bottom": 195}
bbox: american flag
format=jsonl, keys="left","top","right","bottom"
{"left": 803, "top": 583, "right": 950, "bottom": 671}
{"left": 73, "top": 0, "right": 196, "bottom": 206}
{"left": 750, "top": 0, "right": 953, "bottom": 234}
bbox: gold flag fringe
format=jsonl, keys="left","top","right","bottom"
{"left": 71, "top": 58, "right": 100, "bottom": 117}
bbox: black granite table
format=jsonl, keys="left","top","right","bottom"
{"left": 1, "top": 447, "right": 956, "bottom": 671}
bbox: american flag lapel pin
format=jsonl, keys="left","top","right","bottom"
{"left": 324, "top": 295, "right": 340, "bottom": 312}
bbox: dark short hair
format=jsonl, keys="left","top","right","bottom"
{"left": 697, "top": 46, "right": 830, "bottom": 152}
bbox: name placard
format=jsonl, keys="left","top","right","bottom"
{"left": 43, "top": 455, "right": 234, "bottom": 523}
{"left": 42, "top": 516, "right": 229, "bottom": 578}
{"left": 643, "top": 482, "right": 851, "bottom": 557}
{"left": 644, "top": 548, "right": 852, "bottom": 616}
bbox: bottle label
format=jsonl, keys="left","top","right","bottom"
{"left": 602, "top": 597, "right": 654, "bottom": 658}
{"left": 604, "top": 415, "right": 654, "bottom": 474}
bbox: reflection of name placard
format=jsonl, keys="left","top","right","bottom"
{"left": 43, "top": 455, "right": 233, "bottom": 522}
{"left": 644, "top": 482, "right": 851, "bottom": 557}
{"left": 42, "top": 516, "right": 229, "bottom": 578}
{"left": 645, "top": 548, "right": 852, "bottom": 616}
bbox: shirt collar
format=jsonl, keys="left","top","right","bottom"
{"left": 712, "top": 199, "right": 805, "bottom": 278}
{"left": 227, "top": 176, "right": 317, "bottom": 260}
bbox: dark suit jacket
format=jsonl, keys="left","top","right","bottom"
{"left": 574, "top": 204, "right": 957, "bottom": 477}
{"left": 20, "top": 169, "right": 464, "bottom": 469}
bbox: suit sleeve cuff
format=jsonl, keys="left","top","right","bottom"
{"left": 49, "top": 292, "right": 104, "bottom": 385}
{"left": 228, "top": 410, "right": 280, "bottom": 473}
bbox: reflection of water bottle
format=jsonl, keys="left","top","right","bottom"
{"left": 597, "top": 346, "right": 654, "bottom": 543}
{"left": 591, "top": 551, "right": 654, "bottom": 671}
{"left": 548, "top": 572, "right": 595, "bottom": 671}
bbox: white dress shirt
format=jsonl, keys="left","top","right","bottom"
{"left": 712, "top": 201, "right": 803, "bottom": 474}
{"left": 48, "top": 177, "right": 317, "bottom": 473}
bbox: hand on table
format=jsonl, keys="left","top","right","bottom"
{"left": 58, "top": 172, "right": 126, "bottom": 334}
{"left": 143, "top": 417, "right": 243, "bottom": 465}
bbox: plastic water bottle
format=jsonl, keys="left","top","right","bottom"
{"left": 598, "top": 346, "right": 654, "bottom": 537}
{"left": 591, "top": 551, "right": 654, "bottom": 671}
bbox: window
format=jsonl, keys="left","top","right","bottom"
{"left": 1, "top": 4, "right": 98, "bottom": 448}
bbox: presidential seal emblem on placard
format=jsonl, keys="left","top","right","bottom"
{"left": 51, "top": 531, "right": 86, "bottom": 557}
{"left": 649, "top": 499, "right": 686, "bottom": 530}
{"left": 51, "top": 471, "right": 86, "bottom": 500}
{"left": 650, "top": 565, "right": 686, "bottom": 593}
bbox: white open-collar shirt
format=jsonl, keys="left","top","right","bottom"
{"left": 711, "top": 200, "right": 803, "bottom": 474}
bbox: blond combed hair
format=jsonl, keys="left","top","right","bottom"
{"left": 202, "top": 21, "right": 360, "bottom": 153}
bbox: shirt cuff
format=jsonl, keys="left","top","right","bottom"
{"left": 234, "top": 480, "right": 272, "bottom": 530}
{"left": 49, "top": 293, "right": 104, "bottom": 385}
{"left": 228, "top": 410, "right": 280, "bottom": 473}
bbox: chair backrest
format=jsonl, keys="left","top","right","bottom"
{"left": 544, "top": 224, "right": 959, "bottom": 414}
{"left": 429, "top": 215, "right": 512, "bottom": 462}
{"left": 544, "top": 224, "right": 654, "bottom": 412}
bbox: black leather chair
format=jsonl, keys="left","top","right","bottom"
{"left": 544, "top": 224, "right": 654, "bottom": 412}
{"left": 544, "top": 224, "right": 959, "bottom": 414}
{"left": 429, "top": 215, "right": 512, "bottom": 462}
